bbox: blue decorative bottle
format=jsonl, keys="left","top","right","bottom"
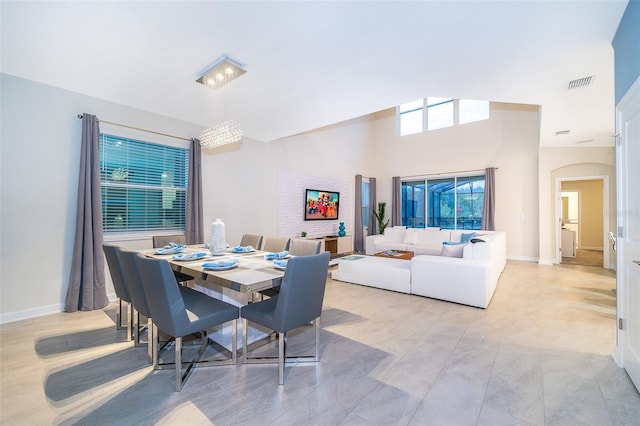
{"left": 338, "top": 222, "right": 346, "bottom": 237}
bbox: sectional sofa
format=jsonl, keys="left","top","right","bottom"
{"left": 334, "top": 228, "right": 506, "bottom": 308}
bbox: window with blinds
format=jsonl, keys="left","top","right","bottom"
{"left": 99, "top": 134, "right": 189, "bottom": 233}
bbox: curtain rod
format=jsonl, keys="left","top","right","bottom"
{"left": 77, "top": 114, "right": 191, "bottom": 142}
{"left": 401, "top": 167, "right": 498, "bottom": 179}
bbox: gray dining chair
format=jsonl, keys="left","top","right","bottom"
{"left": 120, "top": 248, "right": 203, "bottom": 362}
{"left": 152, "top": 234, "right": 187, "bottom": 248}
{"left": 102, "top": 243, "right": 134, "bottom": 340}
{"left": 241, "top": 251, "right": 330, "bottom": 384}
{"left": 240, "top": 234, "right": 263, "bottom": 249}
{"left": 152, "top": 234, "right": 193, "bottom": 285}
{"left": 135, "top": 253, "right": 239, "bottom": 391}
{"left": 261, "top": 236, "right": 291, "bottom": 253}
{"left": 288, "top": 238, "right": 322, "bottom": 256}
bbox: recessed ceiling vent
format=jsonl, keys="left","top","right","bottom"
{"left": 567, "top": 75, "right": 594, "bottom": 90}
{"left": 555, "top": 130, "right": 571, "bottom": 136}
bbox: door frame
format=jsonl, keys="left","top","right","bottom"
{"left": 554, "top": 175, "right": 610, "bottom": 268}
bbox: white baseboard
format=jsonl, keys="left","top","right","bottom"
{"left": 506, "top": 255, "right": 540, "bottom": 263}
{"left": 0, "top": 302, "right": 65, "bottom": 325}
{"left": 537, "top": 258, "right": 555, "bottom": 266}
{"left": 0, "top": 293, "right": 117, "bottom": 325}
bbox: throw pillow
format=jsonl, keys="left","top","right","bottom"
{"left": 460, "top": 232, "right": 476, "bottom": 243}
{"left": 441, "top": 241, "right": 467, "bottom": 258}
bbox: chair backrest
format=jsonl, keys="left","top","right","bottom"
{"left": 135, "top": 253, "right": 189, "bottom": 337}
{"left": 152, "top": 234, "right": 187, "bottom": 248}
{"left": 261, "top": 237, "right": 291, "bottom": 252}
{"left": 288, "top": 238, "right": 322, "bottom": 256}
{"left": 102, "top": 243, "right": 131, "bottom": 302}
{"left": 118, "top": 249, "right": 152, "bottom": 318}
{"left": 240, "top": 234, "right": 263, "bottom": 249}
{"left": 273, "top": 251, "right": 330, "bottom": 332}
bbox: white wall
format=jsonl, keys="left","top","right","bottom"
{"left": 0, "top": 74, "right": 203, "bottom": 322}
{"left": 367, "top": 102, "right": 541, "bottom": 261}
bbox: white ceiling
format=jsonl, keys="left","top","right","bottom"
{"left": 1, "top": 1, "right": 628, "bottom": 146}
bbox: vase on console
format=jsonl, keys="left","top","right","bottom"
{"left": 338, "top": 222, "right": 346, "bottom": 237}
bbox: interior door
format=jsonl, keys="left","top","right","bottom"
{"left": 616, "top": 78, "right": 640, "bottom": 392}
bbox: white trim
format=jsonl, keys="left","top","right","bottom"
{"left": 537, "top": 258, "right": 555, "bottom": 266}
{"left": 0, "top": 293, "right": 117, "bottom": 325}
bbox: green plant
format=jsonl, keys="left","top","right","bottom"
{"left": 301, "top": 231, "right": 307, "bottom": 237}
{"left": 373, "top": 202, "right": 390, "bottom": 235}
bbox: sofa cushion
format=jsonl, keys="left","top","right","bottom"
{"left": 416, "top": 229, "right": 450, "bottom": 246}
{"left": 384, "top": 227, "right": 405, "bottom": 243}
{"left": 441, "top": 241, "right": 467, "bottom": 258}
{"left": 403, "top": 228, "right": 417, "bottom": 245}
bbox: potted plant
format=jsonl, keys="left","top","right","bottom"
{"left": 373, "top": 202, "right": 390, "bottom": 235}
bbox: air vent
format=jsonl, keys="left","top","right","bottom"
{"left": 576, "top": 139, "right": 594, "bottom": 144}
{"left": 568, "top": 76, "right": 594, "bottom": 90}
{"left": 555, "top": 130, "right": 571, "bottom": 136}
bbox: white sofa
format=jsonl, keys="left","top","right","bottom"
{"left": 335, "top": 230, "right": 506, "bottom": 308}
{"left": 366, "top": 226, "right": 478, "bottom": 255}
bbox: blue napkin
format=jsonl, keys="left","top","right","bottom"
{"left": 273, "top": 259, "right": 288, "bottom": 269}
{"left": 172, "top": 252, "right": 207, "bottom": 261}
{"left": 154, "top": 244, "right": 186, "bottom": 255}
{"left": 202, "top": 259, "right": 238, "bottom": 269}
{"left": 231, "top": 245, "right": 254, "bottom": 253}
{"left": 264, "top": 250, "right": 289, "bottom": 260}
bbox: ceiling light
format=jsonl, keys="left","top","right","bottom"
{"left": 196, "top": 56, "right": 246, "bottom": 90}
{"left": 200, "top": 120, "right": 243, "bottom": 149}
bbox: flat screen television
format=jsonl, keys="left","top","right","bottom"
{"left": 304, "top": 189, "right": 339, "bottom": 220}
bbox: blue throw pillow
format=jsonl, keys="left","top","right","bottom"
{"left": 460, "top": 232, "right": 476, "bottom": 243}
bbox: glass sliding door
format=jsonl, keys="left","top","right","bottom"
{"left": 455, "top": 176, "right": 484, "bottom": 230}
{"left": 402, "top": 180, "right": 426, "bottom": 228}
{"left": 427, "top": 178, "right": 456, "bottom": 228}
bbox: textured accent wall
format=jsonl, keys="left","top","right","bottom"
{"left": 278, "top": 170, "right": 352, "bottom": 238}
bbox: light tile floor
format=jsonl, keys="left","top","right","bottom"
{"left": 1, "top": 261, "right": 639, "bottom": 425}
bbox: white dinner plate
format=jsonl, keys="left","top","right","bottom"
{"left": 273, "top": 264, "right": 287, "bottom": 271}
{"left": 231, "top": 248, "right": 256, "bottom": 253}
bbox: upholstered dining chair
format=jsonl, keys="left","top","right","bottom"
{"left": 152, "top": 234, "right": 187, "bottom": 248}
{"left": 288, "top": 238, "right": 322, "bottom": 256}
{"left": 241, "top": 251, "right": 330, "bottom": 385}
{"left": 120, "top": 248, "right": 203, "bottom": 362}
{"left": 239, "top": 234, "right": 263, "bottom": 249}
{"left": 102, "top": 243, "right": 134, "bottom": 340}
{"left": 135, "top": 253, "right": 239, "bottom": 391}
{"left": 261, "top": 236, "right": 291, "bottom": 253}
{"left": 152, "top": 234, "right": 193, "bottom": 285}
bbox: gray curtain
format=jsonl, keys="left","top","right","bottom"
{"left": 482, "top": 167, "right": 496, "bottom": 230}
{"left": 186, "top": 138, "right": 204, "bottom": 244}
{"left": 369, "top": 178, "right": 377, "bottom": 235}
{"left": 354, "top": 175, "right": 364, "bottom": 252}
{"left": 391, "top": 176, "right": 402, "bottom": 226}
{"left": 65, "top": 114, "right": 108, "bottom": 312}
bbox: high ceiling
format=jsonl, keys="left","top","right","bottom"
{"left": 1, "top": 1, "right": 628, "bottom": 146}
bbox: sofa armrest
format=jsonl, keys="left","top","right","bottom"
{"left": 365, "top": 235, "right": 385, "bottom": 255}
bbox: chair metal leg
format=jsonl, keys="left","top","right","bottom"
{"left": 314, "top": 317, "right": 320, "bottom": 361}
{"left": 152, "top": 323, "right": 159, "bottom": 369}
{"left": 175, "top": 336, "right": 182, "bottom": 392}
{"left": 279, "top": 332, "right": 285, "bottom": 385}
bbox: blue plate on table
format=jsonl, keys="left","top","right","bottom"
{"left": 273, "top": 259, "right": 288, "bottom": 270}
{"left": 172, "top": 252, "right": 207, "bottom": 261}
{"left": 202, "top": 259, "right": 239, "bottom": 271}
{"left": 154, "top": 245, "right": 185, "bottom": 255}
{"left": 231, "top": 246, "right": 255, "bottom": 253}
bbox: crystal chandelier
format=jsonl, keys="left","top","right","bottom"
{"left": 199, "top": 120, "right": 243, "bottom": 149}
{"left": 196, "top": 56, "right": 246, "bottom": 149}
